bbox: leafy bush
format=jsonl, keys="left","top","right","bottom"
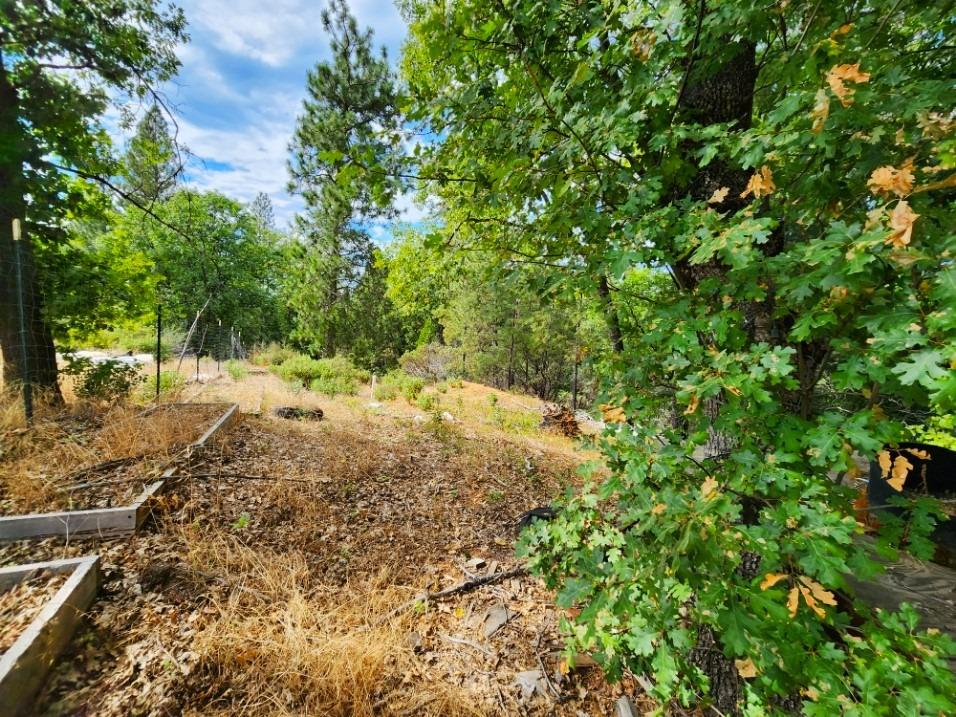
{"left": 310, "top": 374, "right": 358, "bottom": 397}
{"left": 373, "top": 382, "right": 399, "bottom": 401}
{"left": 275, "top": 354, "right": 368, "bottom": 397}
{"left": 61, "top": 353, "right": 143, "bottom": 402}
{"left": 399, "top": 342, "right": 456, "bottom": 381}
{"left": 398, "top": 375, "right": 424, "bottom": 402}
{"left": 251, "top": 342, "right": 296, "bottom": 367}
{"left": 133, "top": 371, "right": 185, "bottom": 403}
{"left": 415, "top": 392, "right": 440, "bottom": 412}
{"left": 226, "top": 360, "right": 247, "bottom": 381}
{"left": 273, "top": 354, "right": 326, "bottom": 383}
{"left": 411, "top": 1, "right": 956, "bottom": 712}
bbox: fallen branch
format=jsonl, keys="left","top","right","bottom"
{"left": 429, "top": 565, "right": 527, "bottom": 600}
{"left": 61, "top": 454, "right": 147, "bottom": 483}
{"left": 375, "top": 565, "right": 529, "bottom": 626}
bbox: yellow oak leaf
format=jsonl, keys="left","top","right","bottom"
{"left": 887, "top": 454, "right": 912, "bottom": 491}
{"left": 867, "top": 164, "right": 914, "bottom": 197}
{"left": 904, "top": 447, "right": 930, "bottom": 461}
{"left": 787, "top": 586, "right": 800, "bottom": 617}
{"left": 600, "top": 404, "right": 627, "bottom": 424}
{"left": 707, "top": 186, "right": 730, "bottom": 204}
{"left": 827, "top": 63, "right": 870, "bottom": 107}
{"left": 811, "top": 88, "right": 829, "bottom": 133}
{"left": 760, "top": 572, "right": 788, "bottom": 590}
{"left": 701, "top": 476, "right": 719, "bottom": 500}
{"left": 799, "top": 577, "right": 838, "bottom": 608}
{"left": 683, "top": 394, "right": 700, "bottom": 415}
{"left": 735, "top": 658, "right": 758, "bottom": 679}
{"left": 886, "top": 200, "right": 919, "bottom": 248}
{"left": 877, "top": 450, "right": 892, "bottom": 478}
{"left": 798, "top": 584, "right": 826, "bottom": 618}
{"left": 630, "top": 28, "right": 656, "bottom": 61}
{"left": 651, "top": 503, "right": 667, "bottom": 516}
{"left": 740, "top": 165, "right": 776, "bottom": 199}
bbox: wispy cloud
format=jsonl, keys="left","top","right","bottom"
{"left": 134, "top": 0, "right": 409, "bottom": 228}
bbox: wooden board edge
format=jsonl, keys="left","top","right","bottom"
{"left": 0, "top": 403, "right": 239, "bottom": 543}
{"left": 0, "top": 507, "right": 138, "bottom": 543}
{"left": 0, "top": 555, "right": 100, "bottom": 716}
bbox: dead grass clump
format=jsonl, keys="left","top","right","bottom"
{"left": 1, "top": 401, "right": 222, "bottom": 513}
{"left": 186, "top": 536, "right": 483, "bottom": 717}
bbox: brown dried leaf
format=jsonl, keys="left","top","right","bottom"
{"left": 886, "top": 200, "right": 919, "bottom": 248}
{"left": 630, "top": 28, "right": 656, "bottom": 61}
{"left": 827, "top": 63, "right": 870, "bottom": 107}
{"left": 798, "top": 584, "right": 826, "bottom": 618}
{"left": 760, "top": 572, "right": 788, "bottom": 590}
{"left": 735, "top": 658, "right": 758, "bottom": 679}
{"left": 683, "top": 394, "right": 700, "bottom": 415}
{"left": 787, "top": 586, "right": 800, "bottom": 617}
{"left": 877, "top": 450, "right": 892, "bottom": 478}
{"left": 707, "top": 186, "right": 730, "bottom": 204}
{"left": 740, "top": 166, "right": 775, "bottom": 199}
{"left": 799, "top": 577, "right": 838, "bottom": 608}
{"left": 887, "top": 455, "right": 912, "bottom": 491}
{"left": 867, "top": 164, "right": 914, "bottom": 197}
{"left": 811, "top": 89, "right": 830, "bottom": 133}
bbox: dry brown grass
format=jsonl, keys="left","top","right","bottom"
{"left": 182, "top": 534, "right": 484, "bottom": 717}
{"left": 0, "top": 399, "right": 223, "bottom": 513}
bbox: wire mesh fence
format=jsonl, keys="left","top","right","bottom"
{"left": 1, "top": 218, "right": 247, "bottom": 424}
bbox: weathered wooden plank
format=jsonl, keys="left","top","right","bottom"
{"left": 0, "top": 507, "right": 137, "bottom": 542}
{"left": 0, "top": 556, "right": 99, "bottom": 716}
{"left": 192, "top": 402, "right": 239, "bottom": 449}
{"left": 0, "top": 403, "right": 239, "bottom": 542}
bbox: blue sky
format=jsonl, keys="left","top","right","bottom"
{"left": 146, "top": 0, "right": 415, "bottom": 231}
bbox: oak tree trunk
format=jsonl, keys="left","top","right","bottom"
{"left": 0, "top": 52, "right": 62, "bottom": 400}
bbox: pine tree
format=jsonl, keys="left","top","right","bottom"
{"left": 286, "top": 0, "right": 402, "bottom": 357}
{"left": 249, "top": 192, "right": 275, "bottom": 231}
{"left": 121, "top": 103, "right": 181, "bottom": 205}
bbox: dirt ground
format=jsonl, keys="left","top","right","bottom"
{"left": 0, "top": 366, "right": 650, "bottom": 716}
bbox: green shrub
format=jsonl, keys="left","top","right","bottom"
{"left": 399, "top": 342, "right": 456, "bottom": 380}
{"left": 416, "top": 392, "right": 440, "bottom": 412}
{"left": 275, "top": 354, "right": 368, "bottom": 396}
{"left": 399, "top": 376, "right": 425, "bottom": 402}
{"left": 61, "top": 353, "right": 144, "bottom": 402}
{"left": 133, "top": 370, "right": 184, "bottom": 403}
{"left": 251, "top": 342, "right": 296, "bottom": 367}
{"left": 435, "top": 381, "right": 449, "bottom": 393}
{"left": 373, "top": 382, "right": 399, "bottom": 401}
{"left": 310, "top": 374, "right": 358, "bottom": 397}
{"left": 226, "top": 360, "right": 247, "bottom": 381}
{"left": 273, "top": 354, "right": 325, "bottom": 383}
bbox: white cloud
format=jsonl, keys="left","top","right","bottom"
{"left": 181, "top": 0, "right": 405, "bottom": 67}
{"left": 121, "top": 1, "right": 411, "bottom": 230}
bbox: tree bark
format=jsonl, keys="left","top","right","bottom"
{"left": 597, "top": 273, "right": 625, "bottom": 354}
{"left": 0, "top": 51, "right": 62, "bottom": 400}
{"left": 670, "top": 38, "right": 758, "bottom": 716}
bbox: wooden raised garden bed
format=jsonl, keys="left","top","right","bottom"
{"left": 0, "top": 403, "right": 239, "bottom": 542}
{"left": 0, "top": 555, "right": 100, "bottom": 716}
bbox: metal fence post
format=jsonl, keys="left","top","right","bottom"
{"left": 155, "top": 304, "right": 162, "bottom": 400}
{"left": 11, "top": 219, "right": 32, "bottom": 423}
